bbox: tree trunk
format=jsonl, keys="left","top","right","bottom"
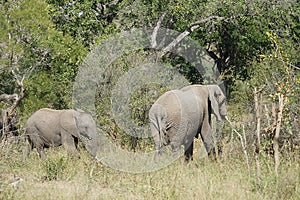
{"left": 274, "top": 94, "right": 284, "bottom": 176}
{"left": 254, "top": 87, "right": 263, "bottom": 186}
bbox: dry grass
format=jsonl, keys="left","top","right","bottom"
{"left": 0, "top": 141, "right": 299, "bottom": 200}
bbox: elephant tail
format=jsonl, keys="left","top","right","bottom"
{"left": 149, "top": 104, "right": 167, "bottom": 154}
{"left": 23, "top": 125, "right": 34, "bottom": 158}
{"left": 24, "top": 124, "right": 36, "bottom": 150}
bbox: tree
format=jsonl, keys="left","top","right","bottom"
{"left": 116, "top": 0, "right": 299, "bottom": 88}
{"left": 92, "top": 0, "right": 300, "bottom": 151}
{"left": 0, "top": 0, "right": 53, "bottom": 140}
{"left": 47, "top": 0, "right": 122, "bottom": 49}
{"left": 0, "top": 0, "right": 87, "bottom": 141}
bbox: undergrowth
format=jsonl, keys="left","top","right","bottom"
{"left": 0, "top": 141, "right": 299, "bottom": 200}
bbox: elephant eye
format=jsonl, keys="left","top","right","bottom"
{"left": 81, "top": 127, "right": 92, "bottom": 140}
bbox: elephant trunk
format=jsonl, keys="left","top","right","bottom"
{"left": 90, "top": 136, "right": 99, "bottom": 157}
{"left": 90, "top": 135, "right": 99, "bottom": 158}
{"left": 80, "top": 132, "right": 99, "bottom": 158}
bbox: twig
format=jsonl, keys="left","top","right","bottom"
{"left": 226, "top": 117, "right": 251, "bottom": 175}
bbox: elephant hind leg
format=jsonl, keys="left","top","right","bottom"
{"left": 37, "top": 146, "right": 47, "bottom": 160}
{"left": 184, "top": 141, "right": 194, "bottom": 161}
{"left": 72, "top": 135, "right": 79, "bottom": 149}
{"left": 22, "top": 136, "right": 34, "bottom": 159}
{"left": 27, "top": 127, "right": 47, "bottom": 159}
{"left": 33, "top": 137, "right": 47, "bottom": 160}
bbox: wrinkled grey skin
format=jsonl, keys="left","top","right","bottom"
{"left": 149, "top": 84, "right": 227, "bottom": 161}
{"left": 25, "top": 108, "right": 99, "bottom": 159}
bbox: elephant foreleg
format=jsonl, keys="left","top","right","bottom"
{"left": 61, "top": 130, "right": 80, "bottom": 158}
{"left": 170, "top": 143, "right": 181, "bottom": 159}
{"left": 200, "top": 120, "right": 215, "bottom": 156}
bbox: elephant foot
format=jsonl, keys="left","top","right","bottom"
{"left": 68, "top": 150, "right": 81, "bottom": 160}
{"left": 184, "top": 155, "right": 193, "bottom": 162}
{"left": 39, "top": 151, "right": 47, "bottom": 160}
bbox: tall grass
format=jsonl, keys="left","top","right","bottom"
{"left": 1, "top": 141, "right": 299, "bottom": 200}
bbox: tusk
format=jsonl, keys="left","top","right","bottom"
{"left": 95, "top": 156, "right": 104, "bottom": 162}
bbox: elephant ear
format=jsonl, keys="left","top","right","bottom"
{"left": 207, "top": 85, "right": 224, "bottom": 121}
{"left": 60, "top": 110, "right": 80, "bottom": 138}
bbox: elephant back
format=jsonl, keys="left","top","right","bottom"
{"left": 176, "top": 89, "right": 204, "bottom": 135}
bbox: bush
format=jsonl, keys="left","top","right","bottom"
{"left": 43, "top": 156, "right": 67, "bottom": 181}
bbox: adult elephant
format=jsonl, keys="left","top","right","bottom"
{"left": 25, "top": 108, "right": 99, "bottom": 159}
{"left": 149, "top": 84, "right": 227, "bottom": 161}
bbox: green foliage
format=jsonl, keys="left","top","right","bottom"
{"left": 129, "top": 84, "right": 168, "bottom": 127}
{"left": 230, "top": 29, "right": 300, "bottom": 155}
{"left": 0, "top": 0, "right": 87, "bottom": 125}
{"left": 95, "top": 51, "right": 170, "bottom": 150}
{"left": 1, "top": 3, "right": 299, "bottom": 199}
{"left": 118, "top": 1, "right": 268, "bottom": 81}
{"left": 47, "top": 0, "right": 120, "bottom": 48}
{"left": 43, "top": 156, "right": 67, "bottom": 181}
{"left": 20, "top": 31, "right": 87, "bottom": 116}
{"left": 1, "top": 0, "right": 299, "bottom": 155}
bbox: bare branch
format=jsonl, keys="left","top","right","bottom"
{"left": 9, "top": 70, "right": 25, "bottom": 116}
{"left": 161, "top": 15, "right": 224, "bottom": 56}
{"left": 254, "top": 85, "right": 265, "bottom": 94}
{"left": 226, "top": 117, "right": 250, "bottom": 176}
{"left": 222, "top": 13, "right": 258, "bottom": 23}
{"left": 161, "top": 14, "right": 256, "bottom": 57}
{"left": 151, "top": 12, "right": 167, "bottom": 48}
{"left": 279, "top": 59, "right": 300, "bottom": 70}
{"left": 1, "top": 69, "right": 26, "bottom": 141}
{"left": 161, "top": 30, "right": 190, "bottom": 55}
{"left": 11, "top": 70, "right": 25, "bottom": 87}
{"left": 188, "top": 15, "right": 224, "bottom": 31}
{"left": 0, "top": 94, "right": 18, "bottom": 102}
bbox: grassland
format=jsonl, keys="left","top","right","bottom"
{"left": 1, "top": 139, "right": 299, "bottom": 200}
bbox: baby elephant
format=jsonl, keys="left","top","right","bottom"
{"left": 25, "top": 108, "right": 99, "bottom": 159}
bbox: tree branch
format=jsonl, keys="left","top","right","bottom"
{"left": 188, "top": 15, "right": 224, "bottom": 31}
{"left": 1, "top": 70, "right": 26, "bottom": 141}
{"left": 226, "top": 117, "right": 250, "bottom": 176}
{"left": 151, "top": 12, "right": 167, "bottom": 48}
{"left": 9, "top": 70, "right": 25, "bottom": 116}
{"left": 0, "top": 94, "right": 18, "bottom": 102}
{"left": 161, "top": 14, "right": 256, "bottom": 57}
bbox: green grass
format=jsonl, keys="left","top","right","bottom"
{"left": 0, "top": 141, "right": 299, "bottom": 200}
